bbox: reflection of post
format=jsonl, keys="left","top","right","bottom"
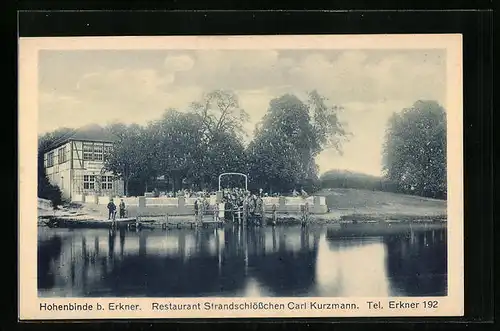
{"left": 258, "top": 228, "right": 266, "bottom": 255}
{"left": 243, "top": 226, "right": 249, "bottom": 274}
{"left": 119, "top": 229, "right": 125, "bottom": 258}
{"left": 300, "top": 227, "right": 308, "bottom": 251}
{"left": 272, "top": 227, "right": 277, "bottom": 252}
{"left": 243, "top": 201, "right": 248, "bottom": 227}
{"left": 108, "top": 229, "right": 115, "bottom": 259}
{"left": 94, "top": 237, "right": 99, "bottom": 257}
{"left": 81, "top": 237, "right": 87, "bottom": 263}
{"left": 70, "top": 242, "right": 75, "bottom": 286}
{"left": 278, "top": 228, "right": 286, "bottom": 251}
{"left": 200, "top": 229, "right": 210, "bottom": 254}
{"left": 81, "top": 237, "right": 88, "bottom": 292}
{"left": 312, "top": 232, "right": 320, "bottom": 250}
{"left": 139, "top": 232, "right": 147, "bottom": 256}
{"left": 216, "top": 229, "right": 222, "bottom": 274}
{"left": 177, "top": 231, "right": 186, "bottom": 259}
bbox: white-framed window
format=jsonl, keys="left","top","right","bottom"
{"left": 47, "top": 151, "right": 54, "bottom": 167}
{"left": 94, "top": 144, "right": 103, "bottom": 161}
{"left": 83, "top": 175, "right": 95, "bottom": 190}
{"left": 58, "top": 146, "right": 66, "bottom": 164}
{"left": 101, "top": 176, "right": 113, "bottom": 190}
{"left": 83, "top": 142, "right": 93, "bottom": 161}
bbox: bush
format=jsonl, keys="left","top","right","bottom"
{"left": 320, "top": 169, "right": 401, "bottom": 194}
{"left": 38, "top": 174, "right": 64, "bottom": 209}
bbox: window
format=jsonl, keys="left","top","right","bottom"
{"left": 83, "top": 143, "right": 93, "bottom": 160}
{"left": 94, "top": 144, "right": 103, "bottom": 161}
{"left": 58, "top": 146, "right": 66, "bottom": 164}
{"left": 101, "top": 176, "right": 113, "bottom": 190}
{"left": 83, "top": 175, "right": 95, "bottom": 190}
{"left": 103, "top": 144, "right": 113, "bottom": 161}
{"left": 47, "top": 152, "right": 54, "bottom": 167}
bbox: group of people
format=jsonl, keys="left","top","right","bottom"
{"left": 106, "top": 198, "right": 127, "bottom": 220}
{"left": 153, "top": 188, "right": 216, "bottom": 199}
{"left": 152, "top": 187, "right": 308, "bottom": 199}
{"left": 220, "top": 188, "right": 265, "bottom": 224}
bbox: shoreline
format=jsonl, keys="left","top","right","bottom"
{"left": 38, "top": 211, "right": 446, "bottom": 230}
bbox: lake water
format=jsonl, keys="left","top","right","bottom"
{"left": 38, "top": 223, "right": 447, "bottom": 297}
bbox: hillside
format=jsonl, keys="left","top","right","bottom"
{"left": 317, "top": 188, "right": 446, "bottom": 221}
{"left": 319, "top": 169, "right": 399, "bottom": 192}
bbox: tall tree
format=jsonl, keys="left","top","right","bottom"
{"left": 382, "top": 100, "right": 447, "bottom": 198}
{"left": 190, "top": 89, "right": 250, "bottom": 141}
{"left": 154, "top": 109, "right": 206, "bottom": 192}
{"left": 247, "top": 92, "right": 347, "bottom": 193}
{"left": 104, "top": 123, "right": 152, "bottom": 196}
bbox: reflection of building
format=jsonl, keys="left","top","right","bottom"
{"left": 38, "top": 226, "right": 320, "bottom": 297}
{"left": 43, "top": 124, "right": 124, "bottom": 200}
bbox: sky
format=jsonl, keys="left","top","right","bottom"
{"left": 38, "top": 49, "right": 446, "bottom": 176}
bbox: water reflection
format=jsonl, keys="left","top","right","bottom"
{"left": 38, "top": 223, "right": 447, "bottom": 297}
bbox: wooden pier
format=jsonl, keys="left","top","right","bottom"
{"left": 42, "top": 201, "right": 312, "bottom": 231}
{"left": 45, "top": 216, "right": 137, "bottom": 229}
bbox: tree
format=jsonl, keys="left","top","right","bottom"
{"left": 154, "top": 109, "right": 206, "bottom": 192}
{"left": 307, "top": 90, "right": 349, "bottom": 154}
{"left": 382, "top": 100, "right": 447, "bottom": 199}
{"left": 190, "top": 89, "right": 250, "bottom": 142}
{"left": 104, "top": 123, "right": 153, "bottom": 196}
{"left": 247, "top": 92, "right": 347, "bottom": 193}
{"left": 201, "top": 131, "right": 248, "bottom": 190}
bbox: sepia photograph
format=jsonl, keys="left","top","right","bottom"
{"left": 19, "top": 35, "right": 463, "bottom": 319}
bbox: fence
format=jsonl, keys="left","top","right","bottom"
{"left": 71, "top": 194, "right": 327, "bottom": 216}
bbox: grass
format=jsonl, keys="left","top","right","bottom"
{"left": 316, "top": 188, "right": 446, "bottom": 222}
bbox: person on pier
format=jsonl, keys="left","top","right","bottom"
{"left": 107, "top": 199, "right": 117, "bottom": 220}
{"left": 119, "top": 199, "right": 126, "bottom": 218}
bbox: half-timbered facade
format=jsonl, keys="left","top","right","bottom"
{"left": 43, "top": 124, "right": 124, "bottom": 200}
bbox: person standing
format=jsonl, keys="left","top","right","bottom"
{"left": 107, "top": 199, "right": 117, "bottom": 220}
{"left": 119, "top": 198, "right": 126, "bottom": 218}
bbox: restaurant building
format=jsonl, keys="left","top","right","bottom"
{"left": 43, "top": 124, "right": 124, "bottom": 201}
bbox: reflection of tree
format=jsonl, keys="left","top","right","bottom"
{"left": 38, "top": 236, "right": 62, "bottom": 289}
{"left": 38, "top": 225, "right": 320, "bottom": 297}
{"left": 245, "top": 226, "right": 319, "bottom": 297}
{"left": 384, "top": 229, "right": 447, "bottom": 296}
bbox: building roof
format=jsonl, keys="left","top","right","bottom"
{"left": 47, "top": 124, "right": 117, "bottom": 151}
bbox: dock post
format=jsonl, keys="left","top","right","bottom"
{"left": 303, "top": 202, "right": 310, "bottom": 227}
{"left": 300, "top": 202, "right": 310, "bottom": 227}
{"left": 272, "top": 204, "right": 277, "bottom": 226}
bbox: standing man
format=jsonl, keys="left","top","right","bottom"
{"left": 107, "top": 199, "right": 117, "bottom": 220}
{"left": 119, "top": 198, "right": 126, "bottom": 218}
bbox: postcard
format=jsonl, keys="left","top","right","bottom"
{"left": 18, "top": 34, "right": 463, "bottom": 319}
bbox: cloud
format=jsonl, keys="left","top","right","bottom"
{"left": 288, "top": 51, "right": 445, "bottom": 105}
{"left": 76, "top": 69, "right": 174, "bottom": 97}
{"left": 39, "top": 68, "right": 202, "bottom": 134}
{"left": 164, "top": 55, "right": 195, "bottom": 72}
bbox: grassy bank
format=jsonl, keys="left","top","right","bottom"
{"left": 316, "top": 188, "right": 446, "bottom": 222}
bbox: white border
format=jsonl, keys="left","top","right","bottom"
{"left": 18, "top": 34, "right": 463, "bottom": 319}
